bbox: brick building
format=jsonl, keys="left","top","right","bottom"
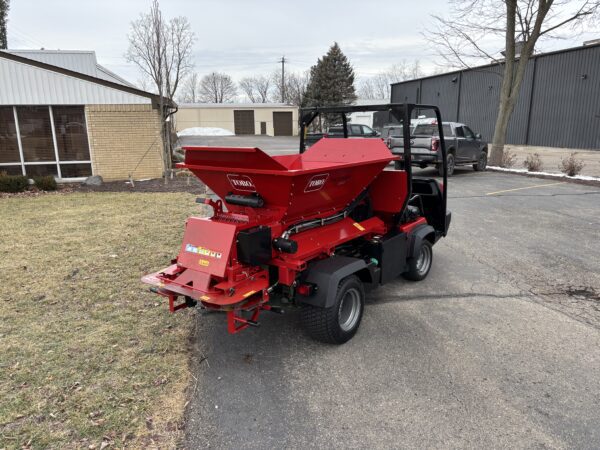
{"left": 0, "top": 50, "right": 170, "bottom": 181}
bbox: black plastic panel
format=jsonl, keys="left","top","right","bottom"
{"left": 237, "top": 226, "right": 272, "bottom": 266}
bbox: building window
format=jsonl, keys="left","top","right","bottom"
{"left": 17, "top": 106, "right": 55, "bottom": 162}
{"left": 0, "top": 107, "right": 20, "bottom": 165}
{"left": 53, "top": 106, "right": 91, "bottom": 161}
{"left": 0, "top": 106, "right": 92, "bottom": 179}
{"left": 60, "top": 163, "right": 92, "bottom": 178}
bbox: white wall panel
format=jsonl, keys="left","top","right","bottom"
{"left": 0, "top": 58, "right": 151, "bottom": 105}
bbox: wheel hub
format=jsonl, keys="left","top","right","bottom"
{"left": 416, "top": 245, "right": 432, "bottom": 275}
{"left": 338, "top": 288, "right": 361, "bottom": 332}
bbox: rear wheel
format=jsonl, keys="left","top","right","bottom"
{"left": 301, "top": 275, "right": 365, "bottom": 344}
{"left": 438, "top": 153, "right": 455, "bottom": 177}
{"left": 473, "top": 151, "right": 488, "bottom": 171}
{"left": 403, "top": 240, "right": 433, "bottom": 281}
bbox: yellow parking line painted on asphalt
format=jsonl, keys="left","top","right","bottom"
{"left": 486, "top": 181, "right": 566, "bottom": 196}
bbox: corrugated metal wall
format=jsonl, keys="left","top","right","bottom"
{"left": 420, "top": 73, "right": 461, "bottom": 122}
{"left": 390, "top": 44, "right": 600, "bottom": 149}
{"left": 391, "top": 80, "right": 420, "bottom": 104}
{"left": 527, "top": 46, "right": 600, "bottom": 148}
{"left": 7, "top": 50, "right": 99, "bottom": 76}
{"left": 0, "top": 58, "right": 152, "bottom": 105}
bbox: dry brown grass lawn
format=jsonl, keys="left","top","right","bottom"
{"left": 0, "top": 192, "right": 200, "bottom": 448}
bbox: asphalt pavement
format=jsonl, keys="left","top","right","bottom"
{"left": 183, "top": 138, "right": 600, "bottom": 448}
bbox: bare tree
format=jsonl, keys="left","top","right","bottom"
{"left": 358, "top": 61, "right": 425, "bottom": 99}
{"left": 358, "top": 78, "right": 377, "bottom": 99}
{"left": 136, "top": 76, "right": 156, "bottom": 93}
{"left": 428, "top": 0, "right": 600, "bottom": 165}
{"left": 239, "top": 75, "right": 272, "bottom": 103}
{"left": 199, "top": 72, "right": 237, "bottom": 103}
{"left": 178, "top": 72, "right": 200, "bottom": 103}
{"left": 126, "top": 0, "right": 195, "bottom": 177}
{"left": 286, "top": 71, "right": 310, "bottom": 106}
{"left": 271, "top": 70, "right": 310, "bottom": 106}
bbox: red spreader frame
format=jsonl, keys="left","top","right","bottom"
{"left": 142, "top": 103, "right": 451, "bottom": 343}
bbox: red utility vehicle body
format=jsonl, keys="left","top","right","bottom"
{"left": 142, "top": 138, "right": 420, "bottom": 332}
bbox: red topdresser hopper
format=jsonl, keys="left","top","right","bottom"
{"left": 182, "top": 138, "right": 394, "bottom": 225}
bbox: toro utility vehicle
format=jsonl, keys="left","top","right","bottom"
{"left": 142, "top": 103, "right": 450, "bottom": 344}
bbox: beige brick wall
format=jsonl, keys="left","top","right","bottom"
{"left": 86, "top": 104, "right": 164, "bottom": 181}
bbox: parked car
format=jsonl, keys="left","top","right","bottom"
{"left": 389, "top": 120, "right": 487, "bottom": 176}
{"left": 305, "top": 123, "right": 380, "bottom": 147}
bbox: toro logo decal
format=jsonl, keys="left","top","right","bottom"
{"left": 227, "top": 174, "right": 256, "bottom": 192}
{"left": 304, "top": 173, "right": 329, "bottom": 193}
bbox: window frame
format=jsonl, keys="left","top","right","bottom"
{"left": 463, "top": 126, "right": 475, "bottom": 140}
{"left": 0, "top": 105, "right": 93, "bottom": 180}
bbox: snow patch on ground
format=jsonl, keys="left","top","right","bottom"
{"left": 177, "top": 127, "right": 234, "bottom": 137}
{"left": 488, "top": 166, "right": 600, "bottom": 182}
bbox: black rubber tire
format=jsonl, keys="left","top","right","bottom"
{"left": 301, "top": 275, "right": 365, "bottom": 344}
{"left": 403, "top": 240, "right": 433, "bottom": 281}
{"left": 438, "top": 153, "right": 455, "bottom": 177}
{"left": 473, "top": 150, "right": 488, "bottom": 171}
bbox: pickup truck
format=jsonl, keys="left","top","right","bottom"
{"left": 304, "top": 124, "right": 380, "bottom": 148}
{"left": 389, "top": 121, "right": 487, "bottom": 176}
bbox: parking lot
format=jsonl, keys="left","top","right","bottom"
{"left": 183, "top": 137, "right": 600, "bottom": 448}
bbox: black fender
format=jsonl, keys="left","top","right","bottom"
{"left": 298, "top": 256, "right": 369, "bottom": 309}
{"left": 408, "top": 224, "right": 436, "bottom": 259}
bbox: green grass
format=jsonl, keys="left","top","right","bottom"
{"left": 0, "top": 192, "right": 199, "bottom": 448}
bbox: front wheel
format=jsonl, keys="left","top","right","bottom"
{"left": 473, "top": 151, "right": 488, "bottom": 171}
{"left": 438, "top": 153, "right": 455, "bottom": 177}
{"left": 301, "top": 275, "right": 365, "bottom": 344}
{"left": 403, "top": 240, "right": 433, "bottom": 281}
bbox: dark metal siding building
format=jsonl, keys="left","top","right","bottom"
{"left": 390, "top": 43, "right": 600, "bottom": 150}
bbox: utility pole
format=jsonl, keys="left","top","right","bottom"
{"left": 279, "top": 56, "right": 286, "bottom": 103}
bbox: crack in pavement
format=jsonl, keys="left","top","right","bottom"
{"left": 367, "top": 292, "right": 529, "bottom": 305}
{"left": 440, "top": 239, "right": 600, "bottom": 331}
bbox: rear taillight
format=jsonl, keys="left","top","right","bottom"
{"left": 297, "top": 283, "right": 317, "bottom": 296}
{"left": 431, "top": 138, "right": 440, "bottom": 152}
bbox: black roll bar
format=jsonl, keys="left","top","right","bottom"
{"left": 298, "top": 103, "right": 447, "bottom": 232}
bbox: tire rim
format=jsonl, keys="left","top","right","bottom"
{"left": 480, "top": 153, "right": 487, "bottom": 168}
{"left": 448, "top": 156, "right": 455, "bottom": 174}
{"left": 416, "top": 245, "right": 432, "bottom": 276}
{"left": 338, "top": 288, "right": 361, "bottom": 332}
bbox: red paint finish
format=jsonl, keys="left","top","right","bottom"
{"left": 178, "top": 218, "right": 236, "bottom": 278}
{"left": 142, "top": 138, "right": 429, "bottom": 335}
{"left": 180, "top": 138, "right": 394, "bottom": 226}
{"left": 369, "top": 170, "right": 408, "bottom": 213}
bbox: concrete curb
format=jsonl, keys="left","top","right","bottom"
{"left": 487, "top": 166, "right": 600, "bottom": 188}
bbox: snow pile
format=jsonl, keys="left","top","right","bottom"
{"left": 488, "top": 166, "right": 600, "bottom": 182}
{"left": 177, "top": 127, "right": 234, "bottom": 137}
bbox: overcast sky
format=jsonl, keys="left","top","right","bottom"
{"left": 6, "top": 0, "right": 599, "bottom": 87}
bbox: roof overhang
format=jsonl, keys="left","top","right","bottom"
{"left": 0, "top": 50, "right": 176, "bottom": 109}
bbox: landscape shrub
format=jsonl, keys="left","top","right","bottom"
{"left": 33, "top": 175, "right": 58, "bottom": 191}
{"left": 499, "top": 149, "right": 517, "bottom": 168}
{"left": 0, "top": 173, "right": 29, "bottom": 193}
{"left": 523, "top": 153, "right": 543, "bottom": 172}
{"left": 559, "top": 152, "right": 585, "bottom": 176}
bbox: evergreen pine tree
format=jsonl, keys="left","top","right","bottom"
{"left": 0, "top": 0, "right": 8, "bottom": 49}
{"left": 304, "top": 42, "right": 357, "bottom": 110}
